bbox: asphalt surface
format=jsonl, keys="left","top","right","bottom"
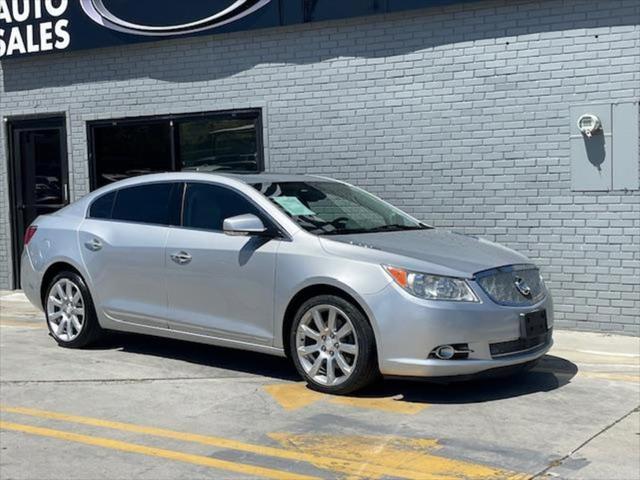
{"left": 0, "top": 290, "right": 639, "bottom": 480}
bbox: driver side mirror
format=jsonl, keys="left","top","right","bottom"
{"left": 223, "top": 214, "right": 268, "bottom": 237}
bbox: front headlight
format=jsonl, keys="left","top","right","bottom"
{"left": 383, "top": 265, "right": 479, "bottom": 302}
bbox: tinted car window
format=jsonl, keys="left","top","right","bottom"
{"left": 183, "top": 183, "right": 263, "bottom": 231}
{"left": 111, "top": 182, "right": 181, "bottom": 226}
{"left": 89, "top": 191, "right": 116, "bottom": 219}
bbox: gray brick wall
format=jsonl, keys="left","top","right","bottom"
{"left": 1, "top": 0, "right": 639, "bottom": 334}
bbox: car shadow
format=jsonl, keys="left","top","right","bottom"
{"left": 88, "top": 331, "right": 300, "bottom": 381}
{"left": 359, "top": 355, "right": 578, "bottom": 404}
{"left": 88, "top": 332, "right": 578, "bottom": 403}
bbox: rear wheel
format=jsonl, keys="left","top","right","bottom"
{"left": 290, "top": 295, "right": 379, "bottom": 395}
{"left": 45, "top": 271, "right": 103, "bottom": 348}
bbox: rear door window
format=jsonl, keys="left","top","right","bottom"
{"left": 88, "top": 191, "right": 116, "bottom": 219}
{"left": 111, "top": 182, "right": 182, "bottom": 226}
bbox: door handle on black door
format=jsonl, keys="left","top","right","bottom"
{"left": 170, "top": 251, "right": 192, "bottom": 265}
{"left": 84, "top": 238, "right": 102, "bottom": 252}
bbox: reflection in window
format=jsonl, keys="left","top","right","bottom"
{"left": 93, "top": 123, "right": 172, "bottom": 188}
{"left": 90, "top": 111, "right": 262, "bottom": 189}
{"left": 111, "top": 183, "right": 181, "bottom": 226}
{"left": 178, "top": 117, "right": 258, "bottom": 173}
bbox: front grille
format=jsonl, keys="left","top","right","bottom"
{"left": 490, "top": 330, "right": 552, "bottom": 358}
{"left": 475, "top": 265, "right": 546, "bottom": 306}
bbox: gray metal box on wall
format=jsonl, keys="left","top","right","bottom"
{"left": 570, "top": 104, "right": 612, "bottom": 191}
{"left": 571, "top": 102, "right": 639, "bottom": 191}
{"left": 612, "top": 102, "right": 640, "bottom": 191}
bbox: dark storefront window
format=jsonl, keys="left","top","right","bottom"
{"left": 89, "top": 110, "right": 262, "bottom": 189}
{"left": 93, "top": 122, "right": 172, "bottom": 188}
{"left": 178, "top": 117, "right": 258, "bottom": 173}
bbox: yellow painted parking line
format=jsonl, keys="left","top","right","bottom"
{"left": 270, "top": 433, "right": 526, "bottom": 480}
{"left": 264, "top": 382, "right": 428, "bottom": 414}
{"left": 0, "top": 405, "right": 519, "bottom": 479}
{"left": 330, "top": 394, "right": 426, "bottom": 414}
{"left": 0, "top": 405, "right": 427, "bottom": 478}
{"left": 0, "top": 421, "right": 318, "bottom": 480}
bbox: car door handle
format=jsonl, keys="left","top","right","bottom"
{"left": 170, "top": 251, "right": 192, "bottom": 265}
{"left": 84, "top": 238, "right": 103, "bottom": 252}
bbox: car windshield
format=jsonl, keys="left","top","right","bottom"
{"left": 251, "top": 181, "right": 429, "bottom": 235}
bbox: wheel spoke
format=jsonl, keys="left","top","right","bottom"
{"left": 300, "top": 324, "right": 320, "bottom": 341}
{"left": 72, "top": 291, "right": 82, "bottom": 304}
{"left": 71, "top": 307, "right": 84, "bottom": 316}
{"left": 49, "top": 310, "right": 63, "bottom": 320}
{"left": 326, "top": 357, "right": 336, "bottom": 384}
{"left": 55, "top": 283, "right": 66, "bottom": 300}
{"left": 65, "top": 281, "right": 73, "bottom": 300}
{"left": 312, "top": 310, "right": 325, "bottom": 332}
{"left": 49, "top": 295, "right": 63, "bottom": 307}
{"left": 335, "top": 352, "right": 352, "bottom": 375}
{"left": 297, "top": 344, "right": 320, "bottom": 356}
{"left": 59, "top": 318, "right": 68, "bottom": 337}
{"left": 339, "top": 343, "right": 358, "bottom": 355}
{"left": 70, "top": 315, "right": 82, "bottom": 332}
{"left": 327, "top": 309, "right": 337, "bottom": 332}
{"left": 335, "top": 323, "right": 352, "bottom": 339}
{"left": 308, "top": 356, "right": 323, "bottom": 377}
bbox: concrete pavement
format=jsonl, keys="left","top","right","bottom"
{"left": 1, "top": 290, "right": 638, "bottom": 479}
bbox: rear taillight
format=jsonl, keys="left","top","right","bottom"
{"left": 24, "top": 226, "right": 38, "bottom": 245}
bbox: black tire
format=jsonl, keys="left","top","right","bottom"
{"left": 44, "top": 271, "right": 103, "bottom": 348}
{"left": 289, "top": 294, "right": 380, "bottom": 395}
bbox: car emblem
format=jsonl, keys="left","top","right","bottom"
{"left": 514, "top": 277, "right": 532, "bottom": 297}
{"left": 80, "top": 0, "right": 273, "bottom": 37}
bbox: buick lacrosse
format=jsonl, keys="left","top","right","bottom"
{"left": 21, "top": 173, "right": 553, "bottom": 394}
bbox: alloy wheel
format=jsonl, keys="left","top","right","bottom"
{"left": 46, "top": 278, "right": 85, "bottom": 342}
{"left": 295, "top": 304, "right": 359, "bottom": 387}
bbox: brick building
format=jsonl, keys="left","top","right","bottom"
{"left": 1, "top": 0, "right": 639, "bottom": 333}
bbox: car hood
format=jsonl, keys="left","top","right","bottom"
{"left": 321, "top": 229, "right": 530, "bottom": 278}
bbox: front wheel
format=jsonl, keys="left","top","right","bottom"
{"left": 45, "top": 271, "right": 103, "bottom": 348}
{"left": 289, "top": 295, "right": 379, "bottom": 395}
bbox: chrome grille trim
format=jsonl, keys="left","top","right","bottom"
{"left": 474, "top": 264, "right": 546, "bottom": 306}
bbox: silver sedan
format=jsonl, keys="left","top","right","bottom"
{"left": 21, "top": 172, "right": 553, "bottom": 394}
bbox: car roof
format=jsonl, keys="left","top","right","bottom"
{"left": 218, "top": 172, "right": 334, "bottom": 184}
{"left": 97, "top": 172, "right": 336, "bottom": 186}
{"left": 82, "top": 172, "right": 340, "bottom": 205}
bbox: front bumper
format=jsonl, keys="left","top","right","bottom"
{"left": 363, "top": 281, "right": 554, "bottom": 378}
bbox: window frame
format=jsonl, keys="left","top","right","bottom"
{"left": 87, "top": 109, "right": 264, "bottom": 190}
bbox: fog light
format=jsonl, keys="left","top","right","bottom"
{"left": 435, "top": 345, "right": 455, "bottom": 360}
{"left": 428, "top": 343, "right": 472, "bottom": 360}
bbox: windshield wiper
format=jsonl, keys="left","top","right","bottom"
{"left": 391, "top": 224, "right": 423, "bottom": 230}
{"left": 324, "top": 224, "right": 430, "bottom": 235}
{"left": 366, "top": 224, "right": 429, "bottom": 233}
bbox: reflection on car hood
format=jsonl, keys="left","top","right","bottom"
{"left": 326, "top": 229, "right": 530, "bottom": 276}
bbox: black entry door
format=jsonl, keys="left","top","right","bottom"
{"left": 9, "top": 117, "right": 69, "bottom": 287}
